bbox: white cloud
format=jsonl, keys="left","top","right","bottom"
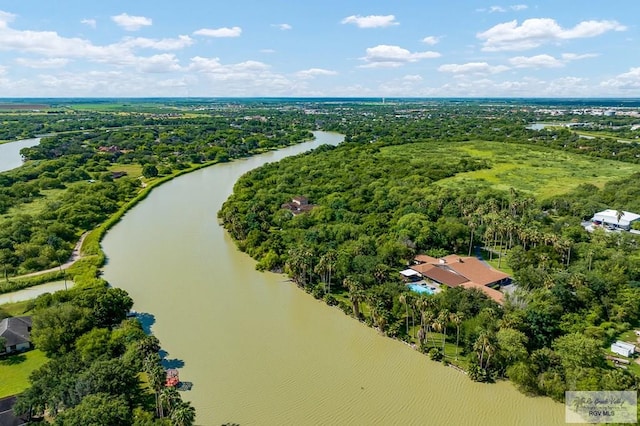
{"left": 509, "top": 52, "right": 598, "bottom": 68}
{"left": 0, "top": 11, "right": 16, "bottom": 28}
{"left": 189, "top": 56, "right": 270, "bottom": 74}
{"left": 185, "top": 56, "right": 302, "bottom": 95}
{"left": 81, "top": 19, "right": 96, "bottom": 29}
{"left": 421, "top": 36, "right": 440, "bottom": 45}
{"left": 15, "top": 57, "right": 69, "bottom": 68}
{"left": 111, "top": 13, "right": 152, "bottom": 31}
{"left": 272, "top": 23, "right": 292, "bottom": 31}
{"left": 119, "top": 35, "right": 194, "bottom": 50}
{"left": 260, "top": 49, "right": 276, "bottom": 54}
{"left": 194, "top": 26, "right": 242, "bottom": 38}
{"left": 0, "top": 16, "right": 193, "bottom": 72}
{"left": 561, "top": 53, "right": 598, "bottom": 61}
{"left": 438, "top": 62, "right": 509, "bottom": 74}
{"left": 478, "top": 18, "right": 627, "bottom": 51}
{"left": 295, "top": 68, "right": 338, "bottom": 79}
{"left": 360, "top": 44, "right": 440, "bottom": 68}
{"left": 482, "top": 4, "right": 528, "bottom": 13}
{"left": 341, "top": 15, "right": 398, "bottom": 29}
{"left": 601, "top": 67, "right": 640, "bottom": 90}
{"left": 136, "top": 54, "right": 182, "bottom": 73}
{"left": 403, "top": 74, "right": 423, "bottom": 82}
{"left": 509, "top": 54, "right": 563, "bottom": 68}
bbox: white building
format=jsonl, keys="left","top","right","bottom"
{"left": 591, "top": 209, "right": 640, "bottom": 231}
{"left": 611, "top": 341, "right": 636, "bottom": 358}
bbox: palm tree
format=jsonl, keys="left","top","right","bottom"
{"left": 314, "top": 257, "right": 328, "bottom": 293}
{"left": 474, "top": 332, "right": 489, "bottom": 369}
{"left": 286, "top": 249, "right": 305, "bottom": 286}
{"left": 399, "top": 293, "right": 410, "bottom": 336}
{"left": 450, "top": 312, "right": 463, "bottom": 360}
{"left": 438, "top": 309, "right": 450, "bottom": 355}
{"left": 146, "top": 364, "right": 166, "bottom": 418}
{"left": 344, "top": 277, "right": 364, "bottom": 318}
{"left": 373, "top": 264, "right": 389, "bottom": 285}
{"left": 170, "top": 400, "right": 196, "bottom": 426}
{"left": 325, "top": 250, "right": 337, "bottom": 293}
{"left": 422, "top": 310, "right": 435, "bottom": 347}
{"left": 431, "top": 314, "right": 442, "bottom": 351}
{"left": 586, "top": 248, "right": 595, "bottom": 271}
{"left": 467, "top": 214, "right": 478, "bottom": 256}
{"left": 160, "top": 387, "right": 181, "bottom": 417}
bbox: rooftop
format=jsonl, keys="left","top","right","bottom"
{"left": 0, "top": 316, "right": 32, "bottom": 348}
{"left": 460, "top": 282, "right": 505, "bottom": 305}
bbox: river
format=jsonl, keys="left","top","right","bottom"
{"left": 102, "top": 131, "right": 564, "bottom": 425}
{"left": 0, "top": 280, "right": 74, "bottom": 305}
{"left": 0, "top": 138, "right": 40, "bottom": 173}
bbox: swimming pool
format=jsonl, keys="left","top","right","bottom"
{"left": 407, "top": 284, "right": 435, "bottom": 295}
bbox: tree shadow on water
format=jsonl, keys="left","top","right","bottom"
{"left": 160, "top": 351, "right": 185, "bottom": 369}
{"left": 135, "top": 312, "right": 156, "bottom": 335}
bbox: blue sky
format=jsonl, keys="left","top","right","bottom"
{"left": 1, "top": 1, "right": 638, "bottom": 97}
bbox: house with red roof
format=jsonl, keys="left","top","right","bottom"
{"left": 408, "top": 255, "right": 510, "bottom": 305}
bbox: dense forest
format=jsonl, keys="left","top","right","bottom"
{"left": 219, "top": 101, "right": 640, "bottom": 402}
{"left": 1, "top": 100, "right": 639, "bottom": 422}
{"left": 0, "top": 109, "right": 313, "bottom": 280}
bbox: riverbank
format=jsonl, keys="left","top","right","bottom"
{"left": 0, "top": 132, "right": 321, "bottom": 297}
{"left": 101, "top": 131, "right": 565, "bottom": 425}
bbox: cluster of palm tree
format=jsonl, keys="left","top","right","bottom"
{"left": 410, "top": 297, "right": 465, "bottom": 359}
{"left": 141, "top": 337, "right": 196, "bottom": 426}
{"left": 462, "top": 191, "right": 573, "bottom": 267}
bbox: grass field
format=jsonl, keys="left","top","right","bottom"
{"left": 1, "top": 188, "right": 66, "bottom": 221}
{"left": 381, "top": 141, "right": 640, "bottom": 199}
{"left": 108, "top": 163, "right": 143, "bottom": 178}
{"left": 0, "top": 350, "right": 47, "bottom": 398}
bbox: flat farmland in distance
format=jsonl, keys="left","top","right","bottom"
{"left": 381, "top": 141, "right": 640, "bottom": 198}
{"left": 0, "top": 103, "right": 50, "bottom": 110}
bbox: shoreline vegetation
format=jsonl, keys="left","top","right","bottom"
{"left": 1, "top": 98, "right": 639, "bottom": 423}
{"left": 0, "top": 101, "right": 317, "bottom": 424}
{"left": 217, "top": 100, "right": 640, "bottom": 406}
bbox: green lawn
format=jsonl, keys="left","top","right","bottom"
{"left": 381, "top": 141, "right": 640, "bottom": 199}
{"left": 0, "top": 188, "right": 66, "bottom": 224}
{"left": 0, "top": 350, "right": 47, "bottom": 398}
{"left": 108, "top": 163, "right": 142, "bottom": 178}
{"left": 479, "top": 248, "right": 514, "bottom": 275}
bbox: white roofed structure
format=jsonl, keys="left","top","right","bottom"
{"left": 400, "top": 269, "right": 421, "bottom": 278}
{"left": 591, "top": 209, "right": 640, "bottom": 230}
{"left": 611, "top": 341, "right": 636, "bottom": 357}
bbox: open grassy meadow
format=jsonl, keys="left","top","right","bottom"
{"left": 381, "top": 141, "right": 640, "bottom": 199}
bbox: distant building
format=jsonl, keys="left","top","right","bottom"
{"left": 111, "top": 171, "right": 128, "bottom": 179}
{"left": 281, "top": 196, "right": 315, "bottom": 215}
{"left": 611, "top": 341, "right": 636, "bottom": 358}
{"left": 590, "top": 209, "right": 640, "bottom": 231}
{"left": 0, "top": 316, "right": 32, "bottom": 355}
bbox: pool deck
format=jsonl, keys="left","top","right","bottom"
{"left": 406, "top": 280, "right": 442, "bottom": 295}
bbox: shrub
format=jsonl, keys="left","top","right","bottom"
{"left": 429, "top": 347, "right": 443, "bottom": 361}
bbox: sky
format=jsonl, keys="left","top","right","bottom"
{"left": 0, "top": 1, "right": 639, "bottom": 98}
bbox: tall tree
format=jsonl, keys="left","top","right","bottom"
{"left": 170, "top": 400, "right": 196, "bottom": 426}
